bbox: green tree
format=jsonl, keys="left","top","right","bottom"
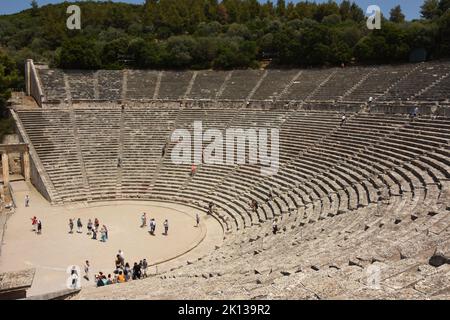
{"left": 101, "top": 38, "right": 130, "bottom": 69}
{"left": 314, "top": 1, "right": 340, "bottom": 22}
{"left": 439, "top": 0, "right": 450, "bottom": 13}
{"left": 0, "top": 50, "right": 20, "bottom": 140}
{"left": 437, "top": 9, "right": 450, "bottom": 55}
{"left": 30, "top": 0, "right": 39, "bottom": 17}
{"left": 339, "top": 0, "right": 351, "bottom": 20}
{"left": 57, "top": 37, "right": 102, "bottom": 69}
{"left": 421, "top": 0, "right": 441, "bottom": 19}
{"left": 390, "top": 5, "right": 406, "bottom": 23}
{"left": 164, "top": 36, "right": 199, "bottom": 68}
{"left": 213, "top": 38, "right": 257, "bottom": 69}
{"left": 0, "top": 51, "right": 19, "bottom": 111}
{"left": 322, "top": 14, "right": 341, "bottom": 25}
{"left": 350, "top": 3, "right": 365, "bottom": 22}
{"left": 276, "top": 0, "right": 286, "bottom": 17}
{"left": 128, "top": 38, "right": 163, "bottom": 68}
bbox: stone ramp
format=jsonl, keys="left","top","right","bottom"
{"left": 0, "top": 211, "right": 10, "bottom": 257}
{"left": 10, "top": 181, "right": 30, "bottom": 193}
{"left": 0, "top": 268, "right": 35, "bottom": 299}
{"left": 9, "top": 181, "right": 30, "bottom": 208}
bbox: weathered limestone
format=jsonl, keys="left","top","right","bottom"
{"left": 2, "top": 153, "right": 9, "bottom": 186}
{"left": 0, "top": 144, "right": 31, "bottom": 187}
{"left": 0, "top": 269, "right": 35, "bottom": 300}
{"left": 12, "top": 60, "right": 450, "bottom": 300}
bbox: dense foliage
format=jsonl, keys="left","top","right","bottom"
{"left": 0, "top": 0, "right": 449, "bottom": 71}
{"left": 0, "top": 50, "right": 20, "bottom": 139}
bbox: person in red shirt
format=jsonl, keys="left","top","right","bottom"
{"left": 31, "top": 216, "right": 37, "bottom": 232}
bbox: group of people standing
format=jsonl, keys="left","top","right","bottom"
{"left": 69, "top": 217, "right": 109, "bottom": 242}
{"left": 90, "top": 250, "right": 150, "bottom": 287}
{"left": 140, "top": 213, "right": 169, "bottom": 235}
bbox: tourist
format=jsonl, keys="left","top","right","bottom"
{"left": 87, "top": 219, "right": 93, "bottom": 235}
{"left": 104, "top": 225, "right": 108, "bottom": 240}
{"left": 84, "top": 260, "right": 90, "bottom": 281}
{"left": 91, "top": 227, "right": 97, "bottom": 240}
{"left": 115, "top": 254, "right": 124, "bottom": 270}
{"left": 148, "top": 219, "right": 152, "bottom": 233}
{"left": 164, "top": 219, "right": 169, "bottom": 235}
{"left": 118, "top": 250, "right": 125, "bottom": 262}
{"left": 340, "top": 114, "right": 346, "bottom": 127}
{"left": 267, "top": 188, "right": 274, "bottom": 202}
{"left": 142, "top": 259, "right": 148, "bottom": 278}
{"left": 190, "top": 164, "right": 196, "bottom": 177}
{"left": 106, "top": 274, "right": 113, "bottom": 285}
{"left": 272, "top": 220, "right": 278, "bottom": 235}
{"left": 25, "top": 195, "right": 30, "bottom": 207}
{"left": 208, "top": 202, "right": 214, "bottom": 215}
{"left": 251, "top": 199, "right": 258, "bottom": 212}
{"left": 132, "top": 262, "right": 141, "bottom": 280}
{"left": 152, "top": 219, "right": 156, "bottom": 234}
{"left": 100, "top": 226, "right": 107, "bottom": 242}
{"left": 117, "top": 271, "right": 125, "bottom": 283}
{"left": 117, "top": 157, "right": 121, "bottom": 168}
{"left": 162, "top": 143, "right": 167, "bottom": 157}
{"left": 368, "top": 96, "right": 373, "bottom": 104}
{"left": 141, "top": 212, "right": 147, "bottom": 228}
{"left": 96, "top": 273, "right": 105, "bottom": 287}
{"left": 149, "top": 219, "right": 155, "bottom": 235}
{"left": 102, "top": 274, "right": 108, "bottom": 286}
{"left": 37, "top": 219, "right": 42, "bottom": 234}
{"left": 69, "top": 219, "right": 74, "bottom": 234}
{"left": 196, "top": 213, "right": 200, "bottom": 227}
{"left": 124, "top": 263, "right": 131, "bottom": 281}
{"left": 31, "top": 216, "right": 37, "bottom": 232}
{"left": 94, "top": 218, "right": 100, "bottom": 230}
{"left": 70, "top": 266, "right": 79, "bottom": 289}
{"left": 77, "top": 218, "right": 83, "bottom": 233}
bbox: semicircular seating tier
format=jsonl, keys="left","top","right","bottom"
{"left": 13, "top": 60, "right": 450, "bottom": 299}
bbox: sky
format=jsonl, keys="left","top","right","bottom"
{"left": 0, "top": 0, "right": 424, "bottom": 20}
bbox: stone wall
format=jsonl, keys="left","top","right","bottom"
{"left": 10, "top": 110, "right": 52, "bottom": 203}
{"left": 25, "top": 60, "right": 44, "bottom": 107}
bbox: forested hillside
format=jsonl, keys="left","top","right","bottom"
{"left": 0, "top": 0, "right": 449, "bottom": 72}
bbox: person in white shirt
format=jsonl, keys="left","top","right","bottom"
{"left": 84, "top": 260, "right": 90, "bottom": 281}
{"left": 164, "top": 219, "right": 169, "bottom": 235}
{"left": 118, "top": 249, "right": 124, "bottom": 261}
{"left": 340, "top": 114, "right": 347, "bottom": 127}
{"left": 272, "top": 220, "right": 278, "bottom": 234}
{"left": 141, "top": 212, "right": 147, "bottom": 228}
